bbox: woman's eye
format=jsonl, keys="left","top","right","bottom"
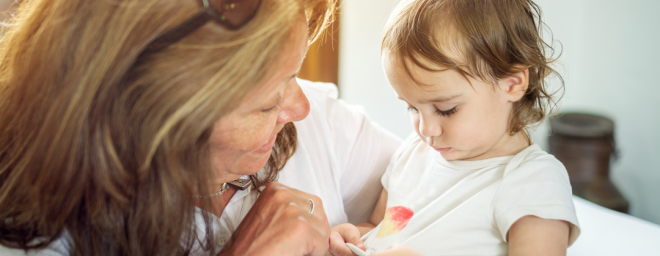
{"left": 261, "top": 103, "right": 279, "bottom": 113}
{"left": 262, "top": 96, "right": 283, "bottom": 113}
{"left": 435, "top": 106, "right": 457, "bottom": 117}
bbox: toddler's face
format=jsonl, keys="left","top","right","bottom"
{"left": 383, "top": 54, "right": 528, "bottom": 161}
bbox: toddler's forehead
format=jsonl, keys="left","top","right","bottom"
{"left": 384, "top": 52, "right": 470, "bottom": 87}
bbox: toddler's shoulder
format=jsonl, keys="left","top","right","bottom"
{"left": 493, "top": 145, "right": 580, "bottom": 244}
{"left": 504, "top": 144, "right": 568, "bottom": 179}
{"left": 498, "top": 145, "right": 572, "bottom": 193}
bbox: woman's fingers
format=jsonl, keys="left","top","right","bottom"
{"left": 224, "top": 182, "right": 331, "bottom": 256}
{"left": 285, "top": 185, "right": 328, "bottom": 224}
{"left": 265, "top": 183, "right": 330, "bottom": 237}
{"left": 280, "top": 185, "right": 330, "bottom": 256}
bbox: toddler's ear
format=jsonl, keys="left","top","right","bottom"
{"left": 503, "top": 68, "right": 529, "bottom": 102}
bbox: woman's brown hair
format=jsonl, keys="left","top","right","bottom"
{"left": 382, "top": 0, "right": 563, "bottom": 136}
{"left": 0, "top": 0, "right": 335, "bottom": 255}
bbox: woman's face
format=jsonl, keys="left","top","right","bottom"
{"left": 208, "top": 20, "right": 310, "bottom": 183}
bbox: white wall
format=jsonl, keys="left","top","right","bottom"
{"left": 338, "top": 0, "right": 411, "bottom": 137}
{"left": 339, "top": 0, "right": 660, "bottom": 224}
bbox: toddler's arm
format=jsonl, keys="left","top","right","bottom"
{"left": 507, "top": 216, "right": 570, "bottom": 256}
{"left": 328, "top": 188, "right": 389, "bottom": 256}
{"left": 356, "top": 188, "right": 388, "bottom": 234}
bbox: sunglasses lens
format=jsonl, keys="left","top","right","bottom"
{"left": 214, "top": 0, "right": 261, "bottom": 28}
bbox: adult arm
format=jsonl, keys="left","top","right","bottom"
{"left": 220, "top": 183, "right": 331, "bottom": 256}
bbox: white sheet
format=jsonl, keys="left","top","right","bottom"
{"left": 568, "top": 196, "right": 660, "bottom": 256}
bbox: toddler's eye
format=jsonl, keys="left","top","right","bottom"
{"left": 407, "top": 107, "right": 419, "bottom": 113}
{"left": 435, "top": 107, "right": 457, "bottom": 117}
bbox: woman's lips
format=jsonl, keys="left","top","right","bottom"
{"left": 255, "top": 134, "right": 277, "bottom": 154}
{"left": 433, "top": 147, "right": 452, "bottom": 153}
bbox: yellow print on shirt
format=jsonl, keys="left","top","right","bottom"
{"left": 376, "top": 206, "right": 414, "bottom": 238}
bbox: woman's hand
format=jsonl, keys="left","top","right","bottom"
{"left": 328, "top": 223, "right": 365, "bottom": 256}
{"left": 371, "top": 244, "right": 424, "bottom": 256}
{"left": 221, "top": 182, "right": 331, "bottom": 256}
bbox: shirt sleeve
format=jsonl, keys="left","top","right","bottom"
{"left": 297, "top": 79, "right": 403, "bottom": 224}
{"left": 492, "top": 154, "right": 581, "bottom": 246}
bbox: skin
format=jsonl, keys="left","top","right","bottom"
{"left": 329, "top": 53, "right": 570, "bottom": 255}
{"left": 198, "top": 18, "right": 331, "bottom": 256}
{"left": 383, "top": 53, "right": 531, "bottom": 161}
{"left": 208, "top": 26, "right": 311, "bottom": 185}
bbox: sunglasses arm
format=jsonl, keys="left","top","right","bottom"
{"left": 141, "top": 9, "right": 214, "bottom": 55}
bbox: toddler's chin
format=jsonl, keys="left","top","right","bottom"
{"left": 439, "top": 151, "right": 459, "bottom": 161}
{"left": 440, "top": 150, "right": 477, "bottom": 161}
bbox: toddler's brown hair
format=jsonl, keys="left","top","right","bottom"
{"left": 382, "top": 0, "right": 562, "bottom": 136}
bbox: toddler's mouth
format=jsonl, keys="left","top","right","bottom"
{"left": 433, "top": 147, "right": 452, "bottom": 153}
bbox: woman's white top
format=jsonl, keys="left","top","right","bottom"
{"left": 0, "top": 79, "right": 402, "bottom": 255}
{"left": 360, "top": 133, "right": 581, "bottom": 255}
{"left": 196, "top": 79, "right": 402, "bottom": 252}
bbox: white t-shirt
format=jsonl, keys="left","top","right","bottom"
{"left": 0, "top": 79, "right": 402, "bottom": 255}
{"left": 361, "top": 133, "right": 581, "bottom": 255}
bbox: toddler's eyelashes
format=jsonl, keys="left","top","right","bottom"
{"left": 435, "top": 107, "right": 457, "bottom": 117}
{"left": 406, "top": 106, "right": 457, "bottom": 117}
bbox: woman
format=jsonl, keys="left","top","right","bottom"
{"left": 0, "top": 0, "right": 339, "bottom": 255}
{"left": 0, "top": 0, "right": 423, "bottom": 254}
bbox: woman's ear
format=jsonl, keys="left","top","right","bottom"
{"left": 502, "top": 68, "right": 529, "bottom": 103}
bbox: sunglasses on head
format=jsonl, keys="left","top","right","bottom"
{"left": 142, "top": 0, "right": 262, "bottom": 55}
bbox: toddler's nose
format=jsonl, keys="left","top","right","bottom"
{"left": 419, "top": 115, "right": 442, "bottom": 138}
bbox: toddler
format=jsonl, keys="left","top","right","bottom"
{"left": 329, "top": 0, "right": 580, "bottom": 255}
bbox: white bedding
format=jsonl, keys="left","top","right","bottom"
{"left": 568, "top": 196, "right": 660, "bottom": 256}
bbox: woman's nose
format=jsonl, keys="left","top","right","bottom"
{"left": 277, "top": 80, "right": 310, "bottom": 124}
{"left": 418, "top": 114, "right": 442, "bottom": 138}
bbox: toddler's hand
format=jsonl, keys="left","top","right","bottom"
{"left": 328, "top": 223, "right": 366, "bottom": 256}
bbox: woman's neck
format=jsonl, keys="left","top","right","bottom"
{"left": 194, "top": 186, "right": 238, "bottom": 218}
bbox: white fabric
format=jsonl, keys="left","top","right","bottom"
{"left": 0, "top": 79, "right": 402, "bottom": 255}
{"left": 568, "top": 196, "right": 660, "bottom": 256}
{"left": 361, "top": 133, "right": 581, "bottom": 255}
{"left": 278, "top": 79, "right": 402, "bottom": 226}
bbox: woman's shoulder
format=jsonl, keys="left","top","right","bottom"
{"left": 297, "top": 78, "right": 339, "bottom": 101}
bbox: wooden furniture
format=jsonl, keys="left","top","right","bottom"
{"left": 298, "top": 10, "right": 340, "bottom": 86}
{"left": 548, "top": 113, "right": 629, "bottom": 213}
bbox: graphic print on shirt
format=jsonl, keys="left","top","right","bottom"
{"left": 376, "top": 206, "right": 414, "bottom": 238}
